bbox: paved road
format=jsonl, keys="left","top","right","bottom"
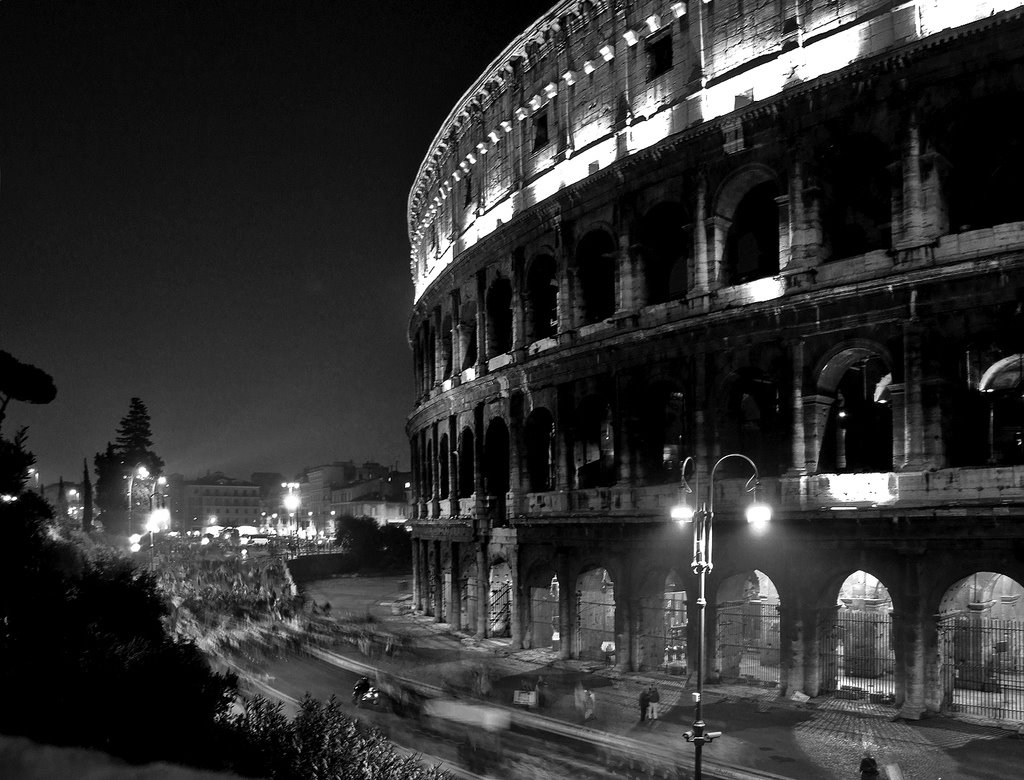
{"left": 293, "top": 575, "right": 1024, "bottom": 780}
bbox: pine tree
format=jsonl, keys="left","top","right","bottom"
{"left": 114, "top": 397, "right": 164, "bottom": 474}
{"left": 82, "top": 458, "right": 93, "bottom": 533}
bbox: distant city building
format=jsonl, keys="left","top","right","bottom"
{"left": 297, "top": 461, "right": 410, "bottom": 535}
{"left": 330, "top": 470, "right": 412, "bottom": 526}
{"left": 167, "top": 472, "right": 260, "bottom": 532}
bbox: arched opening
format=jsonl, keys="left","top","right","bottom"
{"left": 716, "top": 570, "right": 780, "bottom": 685}
{"left": 576, "top": 566, "right": 616, "bottom": 663}
{"left": 574, "top": 395, "right": 615, "bottom": 488}
{"left": 721, "top": 368, "right": 784, "bottom": 476}
{"left": 575, "top": 230, "right": 617, "bottom": 325}
{"left": 524, "top": 407, "right": 555, "bottom": 492}
{"left": 724, "top": 181, "right": 780, "bottom": 285}
{"left": 426, "top": 324, "right": 437, "bottom": 387}
{"left": 438, "top": 434, "right": 450, "bottom": 499}
{"left": 638, "top": 569, "right": 688, "bottom": 673}
{"left": 640, "top": 381, "right": 685, "bottom": 484}
{"left": 937, "top": 572, "right": 1024, "bottom": 722}
{"left": 819, "top": 132, "right": 892, "bottom": 260}
{"left": 526, "top": 254, "right": 558, "bottom": 343}
{"left": 489, "top": 559, "right": 513, "bottom": 638}
{"left": 942, "top": 95, "right": 1024, "bottom": 233}
{"left": 528, "top": 569, "right": 561, "bottom": 652}
{"left": 484, "top": 418, "right": 510, "bottom": 526}
{"left": 440, "top": 314, "right": 453, "bottom": 379}
{"left": 637, "top": 202, "right": 689, "bottom": 305}
{"left": 486, "top": 278, "right": 513, "bottom": 356}
{"left": 457, "top": 428, "right": 475, "bottom": 499}
{"left": 980, "top": 355, "right": 1024, "bottom": 465}
{"left": 460, "top": 301, "right": 478, "bottom": 371}
{"left": 424, "top": 436, "right": 435, "bottom": 501}
{"left": 817, "top": 571, "right": 895, "bottom": 701}
{"left": 818, "top": 353, "right": 893, "bottom": 472}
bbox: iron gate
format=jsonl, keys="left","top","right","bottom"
{"left": 638, "top": 592, "right": 687, "bottom": 673}
{"left": 717, "top": 601, "right": 780, "bottom": 685}
{"left": 939, "top": 615, "right": 1024, "bottom": 722}
{"left": 817, "top": 607, "right": 894, "bottom": 699}
{"left": 576, "top": 589, "right": 616, "bottom": 663}
{"left": 489, "top": 581, "right": 511, "bottom": 636}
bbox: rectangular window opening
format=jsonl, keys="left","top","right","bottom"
{"left": 532, "top": 111, "right": 549, "bottom": 152}
{"left": 647, "top": 34, "right": 673, "bottom": 81}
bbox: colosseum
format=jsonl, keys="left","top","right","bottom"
{"left": 405, "top": 0, "right": 1024, "bottom": 725}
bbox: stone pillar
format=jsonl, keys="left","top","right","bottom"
{"left": 449, "top": 289, "right": 463, "bottom": 383}
{"left": 693, "top": 175, "right": 710, "bottom": 294}
{"left": 694, "top": 351, "right": 710, "bottom": 465}
{"left": 511, "top": 269, "right": 526, "bottom": 356}
{"left": 448, "top": 416, "right": 460, "bottom": 513}
{"left": 446, "top": 542, "right": 460, "bottom": 626}
{"left": 615, "top": 589, "right": 632, "bottom": 673}
{"left": 475, "top": 270, "right": 488, "bottom": 371}
{"left": 432, "top": 541, "right": 444, "bottom": 622}
{"left": 775, "top": 193, "right": 792, "bottom": 270}
{"left": 433, "top": 306, "right": 444, "bottom": 387}
{"left": 557, "top": 553, "right": 574, "bottom": 660}
{"left": 789, "top": 159, "right": 823, "bottom": 270}
{"left": 708, "top": 215, "right": 731, "bottom": 289}
{"left": 412, "top": 538, "right": 422, "bottom": 611}
{"left": 899, "top": 111, "right": 925, "bottom": 248}
{"left": 476, "top": 542, "right": 489, "bottom": 638}
{"left": 509, "top": 546, "right": 523, "bottom": 649}
{"left": 618, "top": 233, "right": 641, "bottom": 311}
{"left": 802, "top": 394, "right": 834, "bottom": 474}
{"left": 889, "top": 383, "right": 907, "bottom": 470}
{"left": 903, "top": 324, "right": 927, "bottom": 469}
{"left": 431, "top": 423, "right": 441, "bottom": 518}
{"left": 897, "top": 555, "right": 927, "bottom": 720}
{"left": 779, "top": 602, "right": 804, "bottom": 697}
{"left": 789, "top": 340, "right": 807, "bottom": 474}
{"left": 617, "top": 373, "right": 636, "bottom": 484}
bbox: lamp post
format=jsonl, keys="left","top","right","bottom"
{"left": 671, "top": 454, "right": 771, "bottom": 780}
{"left": 282, "top": 482, "right": 300, "bottom": 555}
{"left": 127, "top": 465, "right": 150, "bottom": 538}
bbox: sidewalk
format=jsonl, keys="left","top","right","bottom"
{"left": 301, "top": 576, "right": 1024, "bottom": 780}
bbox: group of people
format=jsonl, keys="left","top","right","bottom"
{"left": 638, "top": 684, "right": 660, "bottom": 723}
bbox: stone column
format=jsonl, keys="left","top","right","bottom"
{"left": 889, "top": 383, "right": 907, "bottom": 470}
{"left": 694, "top": 351, "right": 710, "bottom": 465}
{"left": 779, "top": 602, "right": 805, "bottom": 697}
{"left": 509, "top": 546, "right": 522, "bottom": 649}
{"left": 446, "top": 542, "right": 460, "bottom": 626}
{"left": 431, "top": 423, "right": 441, "bottom": 518}
{"left": 476, "top": 542, "right": 489, "bottom": 638}
{"left": 618, "top": 233, "right": 640, "bottom": 312}
{"left": 897, "top": 555, "right": 927, "bottom": 719}
{"left": 708, "top": 215, "right": 731, "bottom": 289}
{"left": 789, "top": 340, "right": 807, "bottom": 474}
{"left": 412, "top": 538, "right": 422, "bottom": 611}
{"left": 448, "top": 416, "right": 460, "bottom": 513}
{"left": 899, "top": 111, "right": 925, "bottom": 248}
{"left": 511, "top": 262, "right": 526, "bottom": 357}
{"left": 903, "top": 324, "right": 927, "bottom": 469}
{"left": 557, "top": 553, "right": 574, "bottom": 660}
{"left": 775, "top": 193, "right": 792, "bottom": 270}
{"left": 802, "top": 394, "right": 834, "bottom": 474}
{"left": 432, "top": 541, "right": 444, "bottom": 622}
{"left": 693, "top": 175, "right": 710, "bottom": 294}
{"left": 449, "top": 289, "right": 463, "bottom": 384}
{"left": 475, "top": 269, "right": 488, "bottom": 372}
{"left": 433, "top": 306, "right": 444, "bottom": 387}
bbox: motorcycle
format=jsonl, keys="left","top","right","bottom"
{"left": 352, "top": 677, "right": 382, "bottom": 709}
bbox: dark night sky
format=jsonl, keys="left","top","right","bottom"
{"left": 1, "top": 0, "right": 553, "bottom": 486}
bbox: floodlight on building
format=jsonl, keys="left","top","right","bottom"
{"left": 671, "top": 2, "right": 687, "bottom": 18}
{"left": 600, "top": 44, "right": 615, "bottom": 61}
{"left": 500, "top": 120, "right": 513, "bottom": 133}
{"left": 544, "top": 81, "right": 558, "bottom": 98}
{"left": 562, "top": 70, "right": 577, "bottom": 85}
{"left": 623, "top": 29, "right": 639, "bottom": 46}
{"left": 583, "top": 60, "right": 596, "bottom": 74}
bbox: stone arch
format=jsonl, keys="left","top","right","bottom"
{"left": 936, "top": 572, "right": 1024, "bottom": 722}
{"left": 814, "top": 342, "right": 894, "bottom": 473}
{"left": 486, "top": 276, "right": 513, "bottom": 355}
{"left": 575, "top": 564, "right": 617, "bottom": 663}
{"left": 457, "top": 427, "right": 475, "bottom": 499}
{"left": 574, "top": 228, "right": 618, "bottom": 324}
{"left": 635, "top": 200, "right": 690, "bottom": 305}
{"left": 715, "top": 164, "right": 781, "bottom": 286}
{"left": 979, "top": 354, "right": 1024, "bottom": 465}
{"left": 816, "top": 570, "right": 896, "bottom": 699}
{"left": 525, "top": 251, "right": 558, "bottom": 343}
{"left": 524, "top": 407, "right": 555, "bottom": 492}
{"left": 574, "top": 393, "right": 616, "bottom": 488}
{"left": 715, "top": 569, "right": 781, "bottom": 685}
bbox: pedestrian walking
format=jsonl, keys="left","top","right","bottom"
{"left": 646, "top": 684, "right": 660, "bottom": 721}
{"left": 583, "top": 688, "right": 596, "bottom": 721}
{"left": 859, "top": 753, "right": 880, "bottom": 779}
{"left": 639, "top": 686, "right": 649, "bottom": 722}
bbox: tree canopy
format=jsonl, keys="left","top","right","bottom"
{"left": 0, "top": 350, "right": 56, "bottom": 433}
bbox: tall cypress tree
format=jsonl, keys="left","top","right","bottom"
{"left": 115, "top": 397, "right": 164, "bottom": 474}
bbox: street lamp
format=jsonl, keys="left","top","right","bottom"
{"left": 126, "top": 465, "right": 150, "bottom": 538}
{"left": 672, "top": 454, "right": 771, "bottom": 780}
{"left": 282, "top": 482, "right": 300, "bottom": 551}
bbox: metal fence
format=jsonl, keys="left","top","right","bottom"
{"left": 817, "top": 607, "right": 895, "bottom": 700}
{"left": 717, "top": 601, "right": 780, "bottom": 685}
{"left": 639, "top": 595, "right": 687, "bottom": 674}
{"left": 939, "top": 615, "right": 1024, "bottom": 722}
{"left": 576, "top": 589, "right": 616, "bottom": 663}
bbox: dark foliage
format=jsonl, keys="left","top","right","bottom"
{"left": 0, "top": 350, "right": 57, "bottom": 432}
{"left": 334, "top": 514, "right": 411, "bottom": 573}
{"left": 82, "top": 457, "right": 93, "bottom": 533}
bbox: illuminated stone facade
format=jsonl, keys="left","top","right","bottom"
{"left": 406, "top": 0, "right": 1024, "bottom": 724}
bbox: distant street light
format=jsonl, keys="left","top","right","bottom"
{"left": 672, "top": 454, "right": 771, "bottom": 780}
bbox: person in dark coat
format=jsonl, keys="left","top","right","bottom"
{"left": 639, "top": 687, "right": 649, "bottom": 722}
{"left": 859, "top": 753, "right": 880, "bottom": 779}
{"left": 646, "top": 684, "right": 660, "bottom": 721}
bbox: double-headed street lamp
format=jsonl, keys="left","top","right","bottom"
{"left": 671, "top": 454, "right": 771, "bottom": 780}
{"left": 282, "top": 482, "right": 300, "bottom": 545}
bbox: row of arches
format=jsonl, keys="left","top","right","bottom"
{"left": 411, "top": 343, "right": 1024, "bottom": 516}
